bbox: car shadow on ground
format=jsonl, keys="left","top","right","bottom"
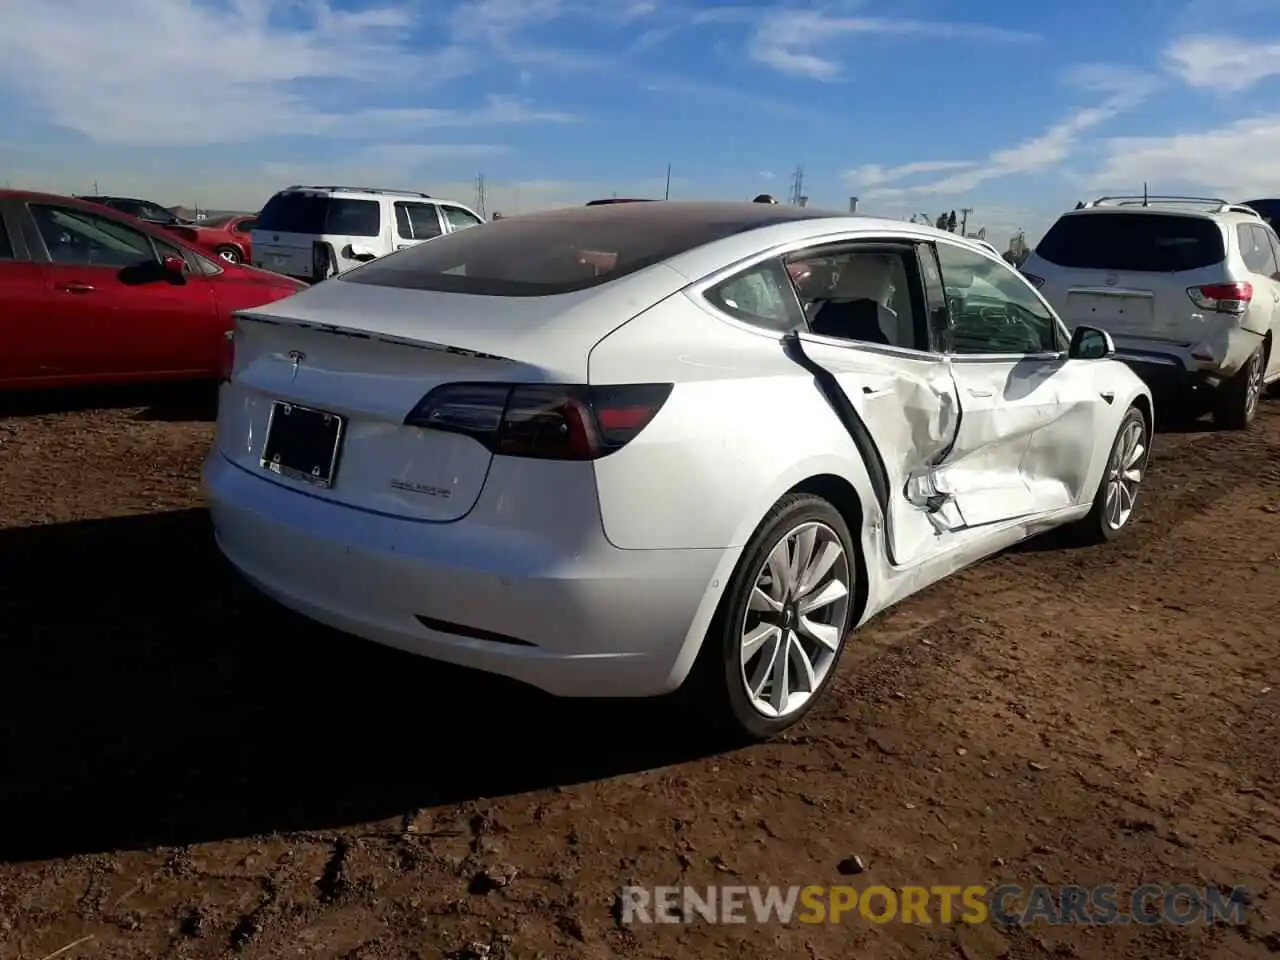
{"left": 0, "top": 382, "right": 219, "bottom": 422}
{"left": 0, "top": 509, "right": 731, "bottom": 863}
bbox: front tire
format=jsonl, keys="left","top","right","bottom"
{"left": 688, "top": 493, "right": 857, "bottom": 742}
{"left": 1212, "top": 345, "right": 1264, "bottom": 430}
{"left": 1067, "top": 405, "right": 1149, "bottom": 545}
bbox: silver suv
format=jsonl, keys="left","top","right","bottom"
{"left": 1020, "top": 195, "right": 1280, "bottom": 428}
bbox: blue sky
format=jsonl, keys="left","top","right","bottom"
{"left": 3, "top": 0, "right": 1280, "bottom": 242}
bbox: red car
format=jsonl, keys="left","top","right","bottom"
{"left": 0, "top": 190, "right": 305, "bottom": 389}
{"left": 170, "top": 213, "right": 258, "bottom": 265}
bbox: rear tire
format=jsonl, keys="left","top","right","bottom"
{"left": 1067, "top": 405, "right": 1149, "bottom": 546}
{"left": 1212, "top": 345, "right": 1264, "bottom": 430}
{"left": 214, "top": 245, "right": 242, "bottom": 264}
{"left": 685, "top": 494, "right": 857, "bottom": 742}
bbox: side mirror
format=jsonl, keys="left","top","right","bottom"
{"left": 343, "top": 243, "right": 378, "bottom": 263}
{"left": 161, "top": 254, "right": 188, "bottom": 282}
{"left": 1068, "top": 325, "right": 1115, "bottom": 360}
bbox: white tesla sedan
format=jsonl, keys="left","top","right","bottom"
{"left": 203, "top": 201, "right": 1153, "bottom": 740}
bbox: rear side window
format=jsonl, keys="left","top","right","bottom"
{"left": 341, "top": 204, "right": 827, "bottom": 296}
{"left": 325, "top": 199, "right": 380, "bottom": 237}
{"left": 256, "top": 194, "right": 381, "bottom": 237}
{"left": 394, "top": 202, "right": 442, "bottom": 240}
{"left": 1237, "top": 224, "right": 1276, "bottom": 276}
{"left": 1035, "top": 213, "right": 1225, "bottom": 272}
{"left": 0, "top": 217, "right": 13, "bottom": 259}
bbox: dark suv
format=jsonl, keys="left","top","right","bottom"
{"left": 77, "top": 196, "right": 193, "bottom": 227}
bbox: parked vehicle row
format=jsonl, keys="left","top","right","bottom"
{"left": 78, "top": 195, "right": 260, "bottom": 265}
{"left": 203, "top": 200, "right": 1153, "bottom": 741}
{"left": 0, "top": 190, "right": 302, "bottom": 387}
{"left": 1022, "top": 195, "right": 1280, "bottom": 428}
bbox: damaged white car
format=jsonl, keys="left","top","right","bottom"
{"left": 203, "top": 201, "right": 1154, "bottom": 741}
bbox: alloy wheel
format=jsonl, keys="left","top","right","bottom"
{"left": 1104, "top": 417, "right": 1146, "bottom": 530}
{"left": 739, "top": 521, "right": 851, "bottom": 718}
{"left": 1245, "top": 351, "right": 1263, "bottom": 420}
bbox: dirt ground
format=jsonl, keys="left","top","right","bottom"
{"left": 0, "top": 384, "right": 1277, "bottom": 960}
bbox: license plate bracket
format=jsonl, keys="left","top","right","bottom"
{"left": 260, "top": 401, "right": 345, "bottom": 488}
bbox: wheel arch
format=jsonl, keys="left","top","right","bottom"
{"left": 786, "top": 473, "right": 871, "bottom": 629}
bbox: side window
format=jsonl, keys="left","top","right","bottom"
{"left": 394, "top": 202, "right": 443, "bottom": 240}
{"left": 325, "top": 199, "right": 381, "bottom": 238}
{"left": 442, "top": 206, "right": 483, "bottom": 231}
{"left": 234, "top": 218, "right": 256, "bottom": 235}
{"left": 1265, "top": 226, "right": 1280, "bottom": 277}
{"left": 0, "top": 216, "right": 14, "bottom": 260}
{"left": 29, "top": 204, "right": 156, "bottom": 269}
{"left": 1236, "top": 224, "right": 1270, "bottom": 275}
{"left": 706, "top": 259, "right": 805, "bottom": 332}
{"left": 935, "top": 241, "right": 1063, "bottom": 355}
{"left": 786, "top": 247, "right": 924, "bottom": 350}
{"left": 1249, "top": 225, "right": 1279, "bottom": 278}
{"left": 153, "top": 236, "right": 185, "bottom": 261}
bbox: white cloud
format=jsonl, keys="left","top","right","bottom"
{"left": 1082, "top": 115, "right": 1280, "bottom": 199}
{"left": 860, "top": 64, "right": 1157, "bottom": 200}
{"left": 1164, "top": 35, "right": 1280, "bottom": 93}
{"left": 749, "top": 10, "right": 1040, "bottom": 81}
{"left": 846, "top": 161, "right": 976, "bottom": 188}
{"left": 0, "top": 0, "right": 578, "bottom": 145}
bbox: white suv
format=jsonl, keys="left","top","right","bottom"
{"left": 251, "top": 186, "right": 485, "bottom": 284}
{"left": 1021, "top": 196, "right": 1280, "bottom": 428}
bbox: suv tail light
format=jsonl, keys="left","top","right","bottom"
{"left": 219, "top": 328, "right": 235, "bottom": 381}
{"left": 1187, "top": 281, "right": 1252, "bottom": 314}
{"left": 404, "top": 383, "right": 673, "bottom": 460}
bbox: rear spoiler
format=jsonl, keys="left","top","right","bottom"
{"left": 233, "top": 310, "right": 515, "bottom": 362}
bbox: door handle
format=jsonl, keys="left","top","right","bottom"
{"left": 966, "top": 388, "right": 994, "bottom": 398}
{"left": 862, "top": 385, "right": 895, "bottom": 398}
{"left": 55, "top": 281, "right": 94, "bottom": 293}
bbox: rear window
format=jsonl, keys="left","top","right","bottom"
{"left": 340, "top": 202, "right": 832, "bottom": 297}
{"left": 256, "top": 193, "right": 381, "bottom": 237}
{"left": 1035, "top": 212, "right": 1225, "bottom": 272}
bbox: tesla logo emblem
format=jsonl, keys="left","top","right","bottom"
{"left": 287, "top": 350, "right": 305, "bottom": 379}
{"left": 1104, "top": 273, "right": 1118, "bottom": 286}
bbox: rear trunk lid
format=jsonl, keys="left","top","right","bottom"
{"left": 1029, "top": 210, "right": 1230, "bottom": 345}
{"left": 250, "top": 231, "right": 314, "bottom": 278}
{"left": 216, "top": 268, "right": 687, "bottom": 521}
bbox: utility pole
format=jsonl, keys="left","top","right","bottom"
{"left": 960, "top": 207, "right": 973, "bottom": 236}
{"left": 92, "top": 180, "right": 99, "bottom": 194}
{"left": 475, "top": 173, "right": 487, "bottom": 218}
{"left": 789, "top": 165, "right": 805, "bottom": 206}
{"left": 664, "top": 163, "right": 671, "bottom": 200}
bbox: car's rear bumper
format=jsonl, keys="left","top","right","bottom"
{"left": 1111, "top": 348, "right": 1205, "bottom": 399}
{"left": 201, "top": 454, "right": 735, "bottom": 698}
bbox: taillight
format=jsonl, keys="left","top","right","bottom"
{"left": 1187, "top": 281, "right": 1252, "bottom": 314}
{"left": 403, "top": 382, "right": 673, "bottom": 460}
{"left": 1021, "top": 272, "right": 1046, "bottom": 289}
{"left": 219, "top": 328, "right": 235, "bottom": 381}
